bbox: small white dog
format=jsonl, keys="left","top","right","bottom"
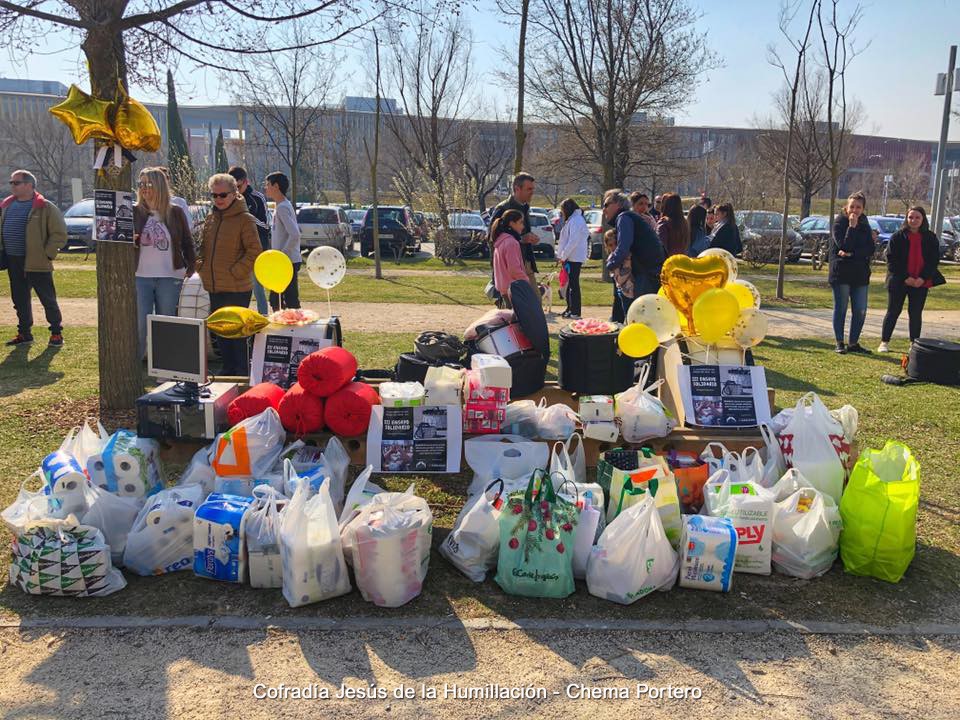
{"left": 538, "top": 271, "right": 557, "bottom": 314}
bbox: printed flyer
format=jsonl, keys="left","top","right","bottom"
{"left": 366, "top": 405, "right": 462, "bottom": 473}
{"left": 678, "top": 365, "right": 771, "bottom": 428}
{"left": 94, "top": 189, "right": 135, "bottom": 243}
{"left": 249, "top": 323, "right": 336, "bottom": 388}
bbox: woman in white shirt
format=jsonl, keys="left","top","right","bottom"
{"left": 555, "top": 197, "right": 589, "bottom": 319}
{"left": 133, "top": 167, "right": 196, "bottom": 358}
{"left": 263, "top": 171, "right": 302, "bottom": 310}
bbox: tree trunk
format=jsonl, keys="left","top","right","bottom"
{"left": 800, "top": 190, "right": 813, "bottom": 219}
{"left": 513, "top": 0, "right": 530, "bottom": 175}
{"left": 82, "top": 27, "right": 143, "bottom": 410}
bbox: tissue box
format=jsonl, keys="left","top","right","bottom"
{"left": 583, "top": 421, "right": 619, "bottom": 442}
{"left": 464, "top": 370, "right": 510, "bottom": 403}
{"left": 464, "top": 401, "right": 506, "bottom": 434}
{"left": 87, "top": 430, "right": 164, "bottom": 499}
{"left": 470, "top": 354, "right": 512, "bottom": 389}
{"left": 193, "top": 493, "right": 254, "bottom": 583}
{"left": 579, "top": 395, "right": 615, "bottom": 422}
{"left": 678, "top": 515, "right": 738, "bottom": 592}
{"left": 379, "top": 381, "right": 426, "bottom": 408}
{"left": 424, "top": 366, "right": 463, "bottom": 406}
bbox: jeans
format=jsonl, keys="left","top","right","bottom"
{"left": 251, "top": 274, "right": 269, "bottom": 315}
{"left": 831, "top": 283, "right": 869, "bottom": 345}
{"left": 209, "top": 290, "right": 252, "bottom": 376}
{"left": 563, "top": 261, "right": 582, "bottom": 315}
{"left": 611, "top": 282, "right": 624, "bottom": 323}
{"left": 5, "top": 254, "right": 62, "bottom": 337}
{"left": 269, "top": 262, "right": 301, "bottom": 311}
{"left": 881, "top": 283, "right": 928, "bottom": 343}
{"left": 136, "top": 276, "right": 184, "bottom": 358}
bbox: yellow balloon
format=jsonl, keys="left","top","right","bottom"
{"left": 48, "top": 85, "right": 114, "bottom": 145}
{"left": 660, "top": 285, "right": 689, "bottom": 332}
{"left": 626, "top": 293, "right": 681, "bottom": 342}
{"left": 207, "top": 306, "right": 269, "bottom": 339}
{"left": 618, "top": 323, "right": 659, "bottom": 358}
{"left": 659, "top": 255, "right": 729, "bottom": 336}
{"left": 692, "top": 288, "right": 740, "bottom": 345}
{"left": 254, "top": 250, "right": 294, "bottom": 294}
{"left": 725, "top": 281, "right": 755, "bottom": 311}
{"left": 113, "top": 94, "right": 161, "bottom": 152}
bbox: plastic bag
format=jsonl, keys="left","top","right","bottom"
{"left": 80, "top": 481, "right": 143, "bottom": 565}
{"left": 759, "top": 423, "right": 787, "bottom": 488}
{"left": 86, "top": 430, "right": 164, "bottom": 499}
{"left": 464, "top": 435, "right": 549, "bottom": 496}
{"left": 337, "top": 466, "right": 382, "bottom": 526}
{"left": 839, "top": 441, "right": 920, "bottom": 583}
{"left": 10, "top": 519, "right": 126, "bottom": 597}
{"left": 606, "top": 457, "right": 681, "bottom": 548}
{"left": 615, "top": 366, "right": 676, "bottom": 443}
{"left": 495, "top": 471, "right": 578, "bottom": 598}
{"left": 323, "top": 437, "right": 350, "bottom": 513}
{"left": 177, "top": 445, "right": 217, "bottom": 494}
{"left": 707, "top": 477, "right": 774, "bottom": 575}
{"left": 439, "top": 479, "right": 505, "bottom": 582}
{"left": 244, "top": 486, "right": 287, "bottom": 588}
{"left": 210, "top": 407, "right": 285, "bottom": 479}
{"left": 778, "top": 393, "right": 847, "bottom": 503}
{"left": 536, "top": 398, "right": 580, "bottom": 441}
{"left": 502, "top": 400, "right": 540, "bottom": 438}
{"left": 58, "top": 418, "right": 109, "bottom": 467}
{"left": 340, "top": 485, "right": 433, "bottom": 607}
{"left": 123, "top": 484, "right": 205, "bottom": 575}
{"left": 586, "top": 496, "right": 679, "bottom": 604}
{"left": 280, "top": 477, "right": 351, "bottom": 606}
{"left": 772, "top": 487, "right": 842, "bottom": 579}
{"left": 3, "top": 471, "right": 75, "bottom": 533}
{"left": 565, "top": 434, "right": 586, "bottom": 485}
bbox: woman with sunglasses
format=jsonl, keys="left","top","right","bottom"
{"left": 133, "top": 167, "right": 196, "bottom": 359}
{"left": 197, "top": 173, "right": 262, "bottom": 375}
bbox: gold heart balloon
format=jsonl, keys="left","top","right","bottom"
{"left": 659, "top": 254, "right": 729, "bottom": 335}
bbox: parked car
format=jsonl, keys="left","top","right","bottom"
{"left": 345, "top": 209, "right": 366, "bottom": 240}
{"left": 359, "top": 205, "right": 420, "bottom": 258}
{"left": 796, "top": 214, "right": 831, "bottom": 269}
{"left": 583, "top": 209, "right": 605, "bottom": 259}
{"left": 63, "top": 198, "right": 94, "bottom": 251}
{"left": 297, "top": 205, "right": 352, "bottom": 254}
{"left": 528, "top": 212, "right": 556, "bottom": 257}
{"left": 411, "top": 211, "right": 431, "bottom": 244}
{"left": 939, "top": 216, "right": 960, "bottom": 261}
{"left": 446, "top": 212, "right": 489, "bottom": 257}
{"left": 737, "top": 210, "right": 803, "bottom": 265}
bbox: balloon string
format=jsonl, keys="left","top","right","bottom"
{"left": 325, "top": 288, "right": 331, "bottom": 318}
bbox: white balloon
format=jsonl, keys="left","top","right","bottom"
{"left": 733, "top": 278, "right": 761, "bottom": 309}
{"left": 626, "top": 293, "right": 681, "bottom": 342}
{"left": 733, "top": 308, "right": 768, "bottom": 348}
{"left": 698, "top": 247, "right": 739, "bottom": 282}
{"left": 306, "top": 246, "right": 346, "bottom": 290}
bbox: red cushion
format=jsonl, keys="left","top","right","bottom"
{"left": 297, "top": 347, "right": 358, "bottom": 398}
{"left": 278, "top": 383, "right": 326, "bottom": 436}
{"left": 227, "top": 382, "right": 286, "bottom": 426}
{"left": 324, "top": 382, "right": 379, "bottom": 437}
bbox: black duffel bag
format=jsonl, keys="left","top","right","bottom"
{"left": 907, "top": 338, "right": 960, "bottom": 385}
{"left": 414, "top": 331, "right": 467, "bottom": 364}
{"left": 558, "top": 324, "right": 637, "bottom": 395}
{"left": 395, "top": 352, "right": 464, "bottom": 383}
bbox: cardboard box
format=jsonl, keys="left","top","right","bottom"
{"left": 579, "top": 395, "right": 615, "bottom": 422}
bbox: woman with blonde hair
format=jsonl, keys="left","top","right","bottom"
{"left": 133, "top": 166, "right": 196, "bottom": 358}
{"left": 829, "top": 191, "right": 875, "bottom": 354}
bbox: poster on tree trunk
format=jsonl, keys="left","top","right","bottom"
{"left": 94, "top": 189, "right": 135, "bottom": 243}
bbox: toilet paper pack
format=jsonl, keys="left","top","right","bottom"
{"left": 678, "top": 515, "right": 738, "bottom": 592}
{"left": 40, "top": 451, "right": 88, "bottom": 517}
{"left": 379, "top": 382, "right": 426, "bottom": 408}
{"left": 123, "top": 484, "right": 205, "bottom": 575}
{"left": 579, "top": 395, "right": 615, "bottom": 422}
{"left": 424, "top": 366, "right": 463, "bottom": 406}
{"left": 469, "top": 354, "right": 512, "bottom": 389}
{"left": 193, "top": 493, "right": 255, "bottom": 583}
{"left": 87, "top": 430, "right": 163, "bottom": 499}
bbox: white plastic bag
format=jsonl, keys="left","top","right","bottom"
{"left": 86, "top": 430, "right": 164, "bottom": 499}
{"left": 772, "top": 487, "right": 843, "bottom": 579}
{"left": 177, "top": 445, "right": 217, "bottom": 494}
{"left": 280, "top": 477, "right": 351, "bottom": 607}
{"left": 123, "top": 484, "right": 205, "bottom": 575}
{"left": 709, "top": 478, "right": 774, "bottom": 575}
{"left": 210, "top": 407, "right": 285, "bottom": 480}
{"left": 778, "top": 393, "right": 846, "bottom": 503}
{"left": 80, "top": 481, "right": 143, "bottom": 565}
{"left": 502, "top": 400, "right": 540, "bottom": 438}
{"left": 2, "top": 471, "right": 75, "bottom": 533}
{"left": 337, "top": 466, "right": 383, "bottom": 527}
{"left": 245, "top": 486, "right": 287, "bottom": 588}
{"left": 586, "top": 497, "right": 679, "bottom": 604}
{"left": 572, "top": 502, "right": 601, "bottom": 580}
{"left": 615, "top": 366, "right": 677, "bottom": 443}
{"left": 536, "top": 399, "right": 580, "bottom": 440}
{"left": 58, "top": 418, "right": 109, "bottom": 467}
{"left": 759, "top": 423, "right": 787, "bottom": 488}
{"left": 323, "top": 437, "right": 350, "bottom": 514}
{"left": 439, "top": 479, "right": 505, "bottom": 582}
{"left": 565, "top": 434, "right": 586, "bottom": 485}
{"left": 549, "top": 441, "right": 577, "bottom": 489}
{"left": 464, "top": 435, "right": 549, "bottom": 496}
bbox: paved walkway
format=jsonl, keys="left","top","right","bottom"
{"left": 2, "top": 297, "right": 959, "bottom": 339}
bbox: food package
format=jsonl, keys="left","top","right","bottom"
{"left": 123, "top": 484, "right": 205, "bottom": 575}
{"left": 423, "top": 366, "right": 463, "bottom": 406}
{"left": 464, "top": 370, "right": 510, "bottom": 403}
{"left": 579, "top": 395, "right": 615, "bottom": 422}
{"left": 583, "top": 422, "right": 619, "bottom": 442}
{"left": 464, "top": 401, "right": 506, "bottom": 435}
{"left": 193, "top": 492, "right": 255, "bottom": 583}
{"left": 502, "top": 400, "right": 540, "bottom": 438}
{"left": 469, "top": 353, "right": 512, "bottom": 389}
{"left": 86, "top": 430, "right": 164, "bottom": 499}
{"left": 379, "top": 381, "right": 427, "bottom": 408}
{"left": 708, "top": 479, "right": 774, "bottom": 575}
{"left": 678, "top": 515, "right": 738, "bottom": 592}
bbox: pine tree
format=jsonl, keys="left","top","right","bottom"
{"left": 165, "top": 69, "right": 195, "bottom": 199}
{"left": 215, "top": 126, "right": 229, "bottom": 173}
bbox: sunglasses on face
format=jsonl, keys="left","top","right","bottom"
{"left": 210, "top": 192, "right": 232, "bottom": 199}
{"left": 9, "top": 180, "right": 25, "bottom": 186}
{"left": 138, "top": 182, "right": 154, "bottom": 188}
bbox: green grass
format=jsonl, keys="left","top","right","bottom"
{"left": 0, "top": 326, "right": 957, "bottom": 625}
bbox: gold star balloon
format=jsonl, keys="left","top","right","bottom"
{"left": 48, "top": 84, "right": 114, "bottom": 145}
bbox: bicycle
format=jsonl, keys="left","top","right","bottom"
{"left": 810, "top": 237, "right": 828, "bottom": 271}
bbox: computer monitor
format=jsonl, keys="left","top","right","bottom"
{"left": 147, "top": 314, "right": 207, "bottom": 390}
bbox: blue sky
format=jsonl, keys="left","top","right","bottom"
{"left": 1, "top": 0, "right": 957, "bottom": 141}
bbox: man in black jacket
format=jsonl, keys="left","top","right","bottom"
{"left": 488, "top": 172, "right": 538, "bottom": 289}
{"left": 228, "top": 165, "right": 271, "bottom": 314}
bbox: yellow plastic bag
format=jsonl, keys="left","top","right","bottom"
{"left": 206, "top": 307, "right": 268, "bottom": 339}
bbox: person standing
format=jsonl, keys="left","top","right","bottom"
{"left": 651, "top": 195, "right": 662, "bottom": 220}
{"left": 197, "top": 173, "right": 262, "bottom": 375}
{"left": 556, "top": 197, "right": 589, "bottom": 319}
{"left": 687, "top": 204, "right": 710, "bottom": 256}
{"left": 656, "top": 192, "right": 690, "bottom": 257}
{"left": 708, "top": 203, "right": 743, "bottom": 255}
{"left": 133, "top": 167, "right": 196, "bottom": 359}
{"left": 629, "top": 191, "right": 657, "bottom": 231}
{"left": 263, "top": 171, "right": 302, "bottom": 310}
{"left": 603, "top": 189, "right": 665, "bottom": 322}
{"left": 878, "top": 206, "right": 944, "bottom": 352}
{"left": 829, "top": 191, "right": 875, "bottom": 354}
{"left": 228, "top": 165, "right": 271, "bottom": 315}
{"left": 490, "top": 209, "right": 529, "bottom": 308}
{"left": 489, "top": 172, "right": 539, "bottom": 290}
{"left": 0, "top": 170, "right": 66, "bottom": 346}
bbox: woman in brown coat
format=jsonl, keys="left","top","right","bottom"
{"left": 197, "top": 173, "right": 262, "bottom": 375}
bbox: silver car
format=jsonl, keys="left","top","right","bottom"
{"left": 297, "top": 205, "right": 352, "bottom": 253}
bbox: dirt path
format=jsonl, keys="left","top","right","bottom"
{"left": 0, "top": 625, "right": 956, "bottom": 719}
{"left": 2, "top": 296, "right": 959, "bottom": 339}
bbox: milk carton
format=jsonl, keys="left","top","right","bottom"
{"left": 678, "top": 515, "right": 737, "bottom": 592}
{"left": 193, "top": 493, "right": 255, "bottom": 583}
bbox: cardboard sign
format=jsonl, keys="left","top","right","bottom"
{"left": 249, "top": 322, "right": 337, "bottom": 389}
{"left": 677, "top": 365, "right": 771, "bottom": 428}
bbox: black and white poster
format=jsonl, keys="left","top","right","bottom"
{"left": 249, "top": 324, "right": 335, "bottom": 388}
{"left": 94, "top": 189, "right": 134, "bottom": 243}
{"left": 678, "top": 365, "right": 771, "bottom": 428}
{"left": 366, "top": 405, "right": 462, "bottom": 473}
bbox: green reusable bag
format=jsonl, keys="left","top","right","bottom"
{"left": 494, "top": 469, "right": 579, "bottom": 598}
{"left": 839, "top": 441, "right": 920, "bottom": 583}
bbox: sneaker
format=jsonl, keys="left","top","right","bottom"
{"left": 567, "top": 314, "right": 581, "bottom": 320}
{"left": 834, "top": 342, "right": 846, "bottom": 354}
{"left": 560, "top": 310, "right": 571, "bottom": 319}
{"left": 48, "top": 334, "right": 64, "bottom": 347}
{"left": 5, "top": 334, "right": 33, "bottom": 346}
{"left": 847, "top": 342, "right": 870, "bottom": 354}
{"left": 877, "top": 341, "right": 890, "bottom": 353}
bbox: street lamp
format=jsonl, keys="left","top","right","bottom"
{"left": 931, "top": 45, "right": 957, "bottom": 237}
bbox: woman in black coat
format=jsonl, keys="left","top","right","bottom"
{"left": 708, "top": 203, "right": 742, "bottom": 256}
{"left": 878, "top": 206, "right": 945, "bottom": 351}
{"left": 829, "top": 191, "right": 875, "bottom": 354}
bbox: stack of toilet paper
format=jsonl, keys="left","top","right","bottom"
{"left": 379, "top": 381, "right": 426, "bottom": 408}
{"left": 86, "top": 430, "right": 163, "bottom": 499}
{"left": 193, "top": 493, "right": 255, "bottom": 583}
{"left": 579, "top": 395, "right": 618, "bottom": 442}
{"left": 678, "top": 515, "right": 738, "bottom": 592}
{"left": 123, "top": 484, "right": 205, "bottom": 575}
